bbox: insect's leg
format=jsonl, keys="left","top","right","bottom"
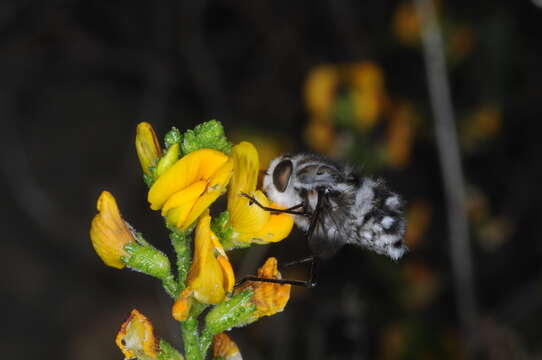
{"left": 235, "top": 276, "right": 312, "bottom": 288}
{"left": 235, "top": 189, "right": 326, "bottom": 289}
{"left": 241, "top": 192, "right": 307, "bottom": 215}
{"left": 281, "top": 256, "right": 314, "bottom": 269}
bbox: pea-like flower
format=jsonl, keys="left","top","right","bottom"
{"left": 148, "top": 148, "right": 233, "bottom": 230}
{"left": 90, "top": 191, "right": 136, "bottom": 269}
{"left": 172, "top": 212, "right": 235, "bottom": 321}
{"left": 212, "top": 333, "right": 242, "bottom": 360}
{"left": 116, "top": 309, "right": 159, "bottom": 359}
{"left": 226, "top": 142, "right": 294, "bottom": 247}
{"left": 235, "top": 257, "right": 291, "bottom": 323}
{"left": 135, "top": 122, "right": 162, "bottom": 176}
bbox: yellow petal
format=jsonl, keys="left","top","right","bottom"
{"left": 161, "top": 180, "right": 207, "bottom": 216}
{"left": 249, "top": 207, "right": 295, "bottom": 244}
{"left": 148, "top": 149, "right": 228, "bottom": 210}
{"left": 180, "top": 158, "right": 234, "bottom": 230}
{"left": 171, "top": 288, "right": 192, "bottom": 322}
{"left": 90, "top": 191, "right": 134, "bottom": 269}
{"left": 217, "top": 255, "right": 235, "bottom": 294}
{"left": 135, "top": 122, "right": 162, "bottom": 175}
{"left": 231, "top": 190, "right": 270, "bottom": 237}
{"left": 187, "top": 212, "right": 226, "bottom": 304}
{"left": 115, "top": 309, "right": 158, "bottom": 359}
{"left": 227, "top": 142, "right": 259, "bottom": 218}
{"left": 213, "top": 333, "right": 242, "bottom": 360}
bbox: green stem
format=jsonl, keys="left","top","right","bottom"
{"left": 199, "top": 329, "right": 213, "bottom": 357}
{"left": 170, "top": 230, "right": 192, "bottom": 291}
{"left": 162, "top": 273, "right": 178, "bottom": 299}
{"left": 181, "top": 317, "right": 202, "bottom": 360}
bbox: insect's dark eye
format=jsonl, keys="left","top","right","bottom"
{"left": 273, "top": 159, "right": 293, "bottom": 192}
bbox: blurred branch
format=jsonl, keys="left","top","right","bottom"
{"left": 414, "top": 0, "right": 479, "bottom": 356}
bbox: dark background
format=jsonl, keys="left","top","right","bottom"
{"left": 2, "top": 1, "right": 542, "bottom": 359}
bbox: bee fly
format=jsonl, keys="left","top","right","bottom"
{"left": 237, "top": 153, "right": 408, "bottom": 288}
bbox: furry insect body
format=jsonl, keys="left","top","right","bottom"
{"left": 263, "top": 153, "right": 408, "bottom": 260}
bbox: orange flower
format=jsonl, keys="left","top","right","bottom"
{"left": 90, "top": 191, "right": 136, "bottom": 269}
{"left": 148, "top": 148, "right": 233, "bottom": 230}
{"left": 172, "top": 212, "right": 235, "bottom": 321}
{"left": 212, "top": 333, "right": 242, "bottom": 360}
{"left": 116, "top": 309, "right": 159, "bottom": 359}
{"left": 235, "top": 257, "right": 291, "bottom": 323}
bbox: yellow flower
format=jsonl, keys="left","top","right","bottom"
{"left": 392, "top": 1, "right": 420, "bottom": 46}
{"left": 212, "top": 333, "right": 242, "bottom": 360}
{"left": 304, "top": 65, "right": 339, "bottom": 119}
{"left": 386, "top": 101, "right": 416, "bottom": 169}
{"left": 304, "top": 119, "right": 337, "bottom": 155}
{"left": 90, "top": 191, "right": 135, "bottom": 269}
{"left": 235, "top": 257, "right": 291, "bottom": 322}
{"left": 116, "top": 309, "right": 159, "bottom": 359}
{"left": 172, "top": 212, "right": 235, "bottom": 321}
{"left": 148, "top": 148, "right": 233, "bottom": 230}
{"left": 227, "top": 142, "right": 294, "bottom": 246}
{"left": 349, "top": 62, "right": 386, "bottom": 130}
{"left": 135, "top": 122, "right": 162, "bottom": 175}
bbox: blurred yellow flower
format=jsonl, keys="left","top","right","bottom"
{"left": 116, "top": 309, "right": 158, "bottom": 359}
{"left": 235, "top": 257, "right": 291, "bottom": 323}
{"left": 350, "top": 62, "right": 386, "bottom": 130}
{"left": 392, "top": 1, "right": 420, "bottom": 46}
{"left": 148, "top": 148, "right": 233, "bottom": 230}
{"left": 386, "top": 101, "right": 416, "bottom": 169}
{"left": 304, "top": 120, "right": 337, "bottom": 155}
{"left": 404, "top": 199, "right": 432, "bottom": 248}
{"left": 90, "top": 191, "right": 135, "bottom": 269}
{"left": 172, "top": 212, "right": 235, "bottom": 321}
{"left": 448, "top": 25, "right": 476, "bottom": 62}
{"left": 305, "top": 65, "right": 339, "bottom": 118}
{"left": 135, "top": 122, "right": 162, "bottom": 175}
{"left": 402, "top": 262, "right": 440, "bottom": 309}
{"left": 212, "top": 333, "right": 242, "bottom": 360}
{"left": 227, "top": 142, "right": 294, "bottom": 246}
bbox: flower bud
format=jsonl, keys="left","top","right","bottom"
{"left": 204, "top": 290, "right": 256, "bottom": 336}
{"left": 123, "top": 242, "right": 172, "bottom": 281}
{"left": 181, "top": 120, "right": 232, "bottom": 155}
{"left": 90, "top": 191, "right": 135, "bottom": 269}
{"left": 135, "top": 122, "right": 162, "bottom": 175}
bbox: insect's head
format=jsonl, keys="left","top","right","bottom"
{"left": 263, "top": 155, "right": 300, "bottom": 208}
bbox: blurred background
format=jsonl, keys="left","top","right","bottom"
{"left": 2, "top": 0, "right": 542, "bottom": 359}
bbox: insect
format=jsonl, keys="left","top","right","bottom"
{"left": 237, "top": 153, "right": 407, "bottom": 288}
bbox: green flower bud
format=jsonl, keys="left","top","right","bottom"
{"left": 158, "top": 339, "right": 184, "bottom": 360}
{"left": 181, "top": 120, "right": 232, "bottom": 155}
{"left": 156, "top": 143, "right": 180, "bottom": 176}
{"left": 123, "top": 242, "right": 172, "bottom": 280}
{"left": 164, "top": 126, "right": 182, "bottom": 149}
{"left": 204, "top": 290, "right": 256, "bottom": 336}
